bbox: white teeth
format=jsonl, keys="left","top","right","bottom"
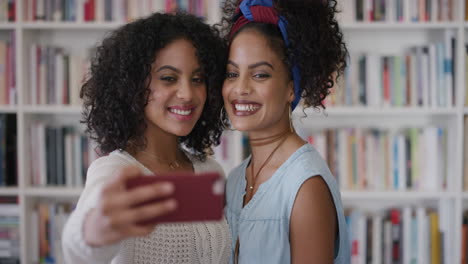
{"left": 234, "top": 104, "right": 259, "bottom": 112}
{"left": 170, "top": 109, "right": 192, "bottom": 116}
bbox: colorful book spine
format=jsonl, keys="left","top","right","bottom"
{"left": 339, "top": 0, "right": 455, "bottom": 23}
{"left": 306, "top": 126, "right": 446, "bottom": 191}
{"left": 25, "top": 0, "right": 211, "bottom": 22}
{"left": 330, "top": 37, "right": 456, "bottom": 108}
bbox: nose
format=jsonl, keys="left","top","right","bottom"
{"left": 176, "top": 79, "right": 193, "bottom": 101}
{"left": 233, "top": 75, "right": 251, "bottom": 96}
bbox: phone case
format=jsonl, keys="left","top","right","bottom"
{"left": 126, "top": 172, "right": 225, "bottom": 224}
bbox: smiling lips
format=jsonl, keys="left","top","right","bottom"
{"left": 168, "top": 105, "right": 196, "bottom": 120}
{"left": 231, "top": 100, "right": 261, "bottom": 116}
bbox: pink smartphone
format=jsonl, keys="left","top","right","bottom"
{"left": 126, "top": 172, "right": 225, "bottom": 224}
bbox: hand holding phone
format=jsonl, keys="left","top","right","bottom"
{"left": 83, "top": 166, "right": 177, "bottom": 247}
{"left": 126, "top": 171, "right": 225, "bottom": 225}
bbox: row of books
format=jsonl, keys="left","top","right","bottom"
{"left": 347, "top": 206, "right": 449, "bottom": 264}
{"left": 24, "top": 0, "right": 211, "bottom": 22}
{"left": 30, "top": 201, "right": 73, "bottom": 264}
{"left": 339, "top": 0, "right": 457, "bottom": 23}
{"left": 328, "top": 31, "right": 456, "bottom": 108}
{"left": 0, "top": 0, "right": 15, "bottom": 22}
{"left": 28, "top": 44, "right": 87, "bottom": 105}
{"left": 29, "top": 122, "right": 99, "bottom": 187}
{"left": 0, "top": 33, "right": 16, "bottom": 106}
{"left": 0, "top": 115, "right": 16, "bottom": 187}
{"left": 305, "top": 126, "right": 447, "bottom": 191}
{"left": 0, "top": 197, "right": 19, "bottom": 264}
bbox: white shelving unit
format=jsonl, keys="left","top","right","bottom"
{"left": 341, "top": 21, "right": 459, "bottom": 30}
{"left": 341, "top": 191, "right": 456, "bottom": 201}
{"left": 0, "top": 187, "right": 19, "bottom": 196}
{"left": 22, "top": 105, "right": 82, "bottom": 114}
{"left": 0, "top": 0, "right": 467, "bottom": 263}
{"left": 0, "top": 23, "right": 16, "bottom": 30}
{"left": 22, "top": 187, "right": 83, "bottom": 198}
{"left": 21, "top": 21, "right": 124, "bottom": 30}
{"left": 292, "top": 2, "right": 467, "bottom": 263}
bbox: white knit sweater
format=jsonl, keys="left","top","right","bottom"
{"left": 62, "top": 150, "right": 231, "bottom": 264}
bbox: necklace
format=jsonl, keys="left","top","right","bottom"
{"left": 140, "top": 150, "right": 181, "bottom": 170}
{"left": 247, "top": 129, "right": 290, "bottom": 192}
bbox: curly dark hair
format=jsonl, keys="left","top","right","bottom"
{"left": 219, "top": 0, "right": 348, "bottom": 109}
{"left": 81, "top": 12, "right": 227, "bottom": 160}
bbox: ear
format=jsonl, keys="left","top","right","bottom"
{"left": 287, "top": 80, "right": 295, "bottom": 103}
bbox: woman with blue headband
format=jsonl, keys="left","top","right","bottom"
{"left": 220, "top": 0, "right": 350, "bottom": 263}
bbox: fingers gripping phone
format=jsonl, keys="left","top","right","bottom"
{"left": 126, "top": 172, "right": 225, "bottom": 224}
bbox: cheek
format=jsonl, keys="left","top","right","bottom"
{"left": 199, "top": 87, "right": 207, "bottom": 104}
{"left": 262, "top": 84, "right": 288, "bottom": 110}
{"left": 147, "top": 87, "right": 171, "bottom": 110}
{"left": 222, "top": 82, "right": 231, "bottom": 101}
{"left": 150, "top": 90, "right": 163, "bottom": 104}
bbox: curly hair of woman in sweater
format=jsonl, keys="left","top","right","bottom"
{"left": 62, "top": 12, "right": 231, "bottom": 264}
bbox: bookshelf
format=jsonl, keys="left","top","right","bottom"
{"left": 0, "top": 187, "right": 19, "bottom": 196}
{"left": 0, "top": 0, "right": 466, "bottom": 263}
{"left": 23, "top": 187, "right": 82, "bottom": 198}
{"left": 341, "top": 191, "right": 456, "bottom": 200}
{"left": 21, "top": 21, "right": 123, "bottom": 29}
{"left": 342, "top": 22, "right": 459, "bottom": 29}
{"left": 0, "top": 23, "right": 16, "bottom": 30}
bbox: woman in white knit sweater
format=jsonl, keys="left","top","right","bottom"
{"left": 61, "top": 12, "right": 230, "bottom": 264}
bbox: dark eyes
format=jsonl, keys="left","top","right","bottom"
{"left": 160, "top": 76, "right": 176, "bottom": 82}
{"left": 192, "top": 77, "right": 205, "bottom": 83}
{"left": 253, "top": 73, "right": 270, "bottom": 79}
{"left": 226, "top": 72, "right": 238, "bottom": 79}
{"left": 225, "top": 72, "right": 270, "bottom": 79}
{"left": 160, "top": 76, "right": 205, "bottom": 83}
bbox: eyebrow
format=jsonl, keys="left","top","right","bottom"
{"left": 227, "top": 60, "right": 239, "bottom": 68}
{"left": 248, "top": 61, "right": 274, "bottom": 70}
{"left": 155, "top": 65, "right": 202, "bottom": 75}
{"left": 227, "top": 60, "right": 274, "bottom": 70}
{"left": 192, "top": 68, "right": 202, "bottom": 74}
{"left": 156, "top": 65, "right": 181, "bottom": 73}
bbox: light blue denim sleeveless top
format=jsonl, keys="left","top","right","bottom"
{"left": 225, "top": 144, "right": 350, "bottom": 264}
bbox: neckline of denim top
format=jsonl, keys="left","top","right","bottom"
{"left": 238, "top": 143, "right": 311, "bottom": 214}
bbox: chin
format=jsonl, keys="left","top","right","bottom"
{"left": 231, "top": 121, "right": 257, "bottom": 132}
{"left": 171, "top": 127, "right": 195, "bottom": 137}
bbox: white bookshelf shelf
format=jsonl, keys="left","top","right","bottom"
{"left": 342, "top": 191, "right": 454, "bottom": 200}
{"left": 0, "top": 187, "right": 19, "bottom": 195}
{"left": 296, "top": 106, "right": 458, "bottom": 117}
{"left": 22, "top": 105, "right": 82, "bottom": 114}
{"left": 0, "top": 23, "right": 16, "bottom": 30}
{"left": 342, "top": 22, "right": 459, "bottom": 30}
{"left": 0, "top": 105, "right": 18, "bottom": 113}
{"left": 21, "top": 22, "right": 124, "bottom": 30}
{"left": 24, "top": 187, "right": 83, "bottom": 197}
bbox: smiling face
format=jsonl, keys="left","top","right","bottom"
{"left": 145, "top": 38, "right": 206, "bottom": 137}
{"left": 223, "top": 29, "right": 294, "bottom": 132}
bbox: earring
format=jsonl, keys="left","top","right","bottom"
{"left": 220, "top": 106, "right": 235, "bottom": 131}
{"left": 289, "top": 103, "right": 294, "bottom": 133}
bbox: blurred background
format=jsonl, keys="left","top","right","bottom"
{"left": 0, "top": 0, "right": 467, "bottom": 263}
